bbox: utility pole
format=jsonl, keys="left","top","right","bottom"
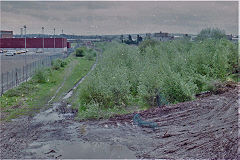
{"left": 42, "top": 27, "right": 44, "bottom": 53}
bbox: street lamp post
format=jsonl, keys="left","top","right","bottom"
{"left": 23, "top": 25, "right": 27, "bottom": 59}
{"left": 23, "top": 25, "right": 27, "bottom": 82}
{"left": 62, "top": 29, "right": 63, "bottom": 53}
{"left": 54, "top": 28, "right": 55, "bottom": 52}
{"left": 42, "top": 27, "right": 44, "bottom": 53}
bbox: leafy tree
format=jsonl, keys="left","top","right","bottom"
{"left": 138, "top": 39, "right": 157, "bottom": 52}
{"left": 196, "top": 28, "right": 227, "bottom": 41}
{"left": 128, "top": 35, "right": 133, "bottom": 42}
{"left": 137, "top": 35, "right": 143, "bottom": 44}
{"left": 120, "top": 35, "right": 124, "bottom": 43}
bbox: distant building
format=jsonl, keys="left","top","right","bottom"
{"left": 0, "top": 38, "right": 68, "bottom": 53}
{"left": 154, "top": 32, "right": 168, "bottom": 38}
{"left": 145, "top": 33, "right": 151, "bottom": 39}
{"left": 153, "top": 31, "right": 173, "bottom": 41}
{"left": 0, "top": 30, "right": 13, "bottom": 38}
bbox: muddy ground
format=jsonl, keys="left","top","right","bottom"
{"left": 0, "top": 83, "right": 239, "bottom": 159}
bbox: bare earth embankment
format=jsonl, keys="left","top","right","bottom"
{"left": 0, "top": 83, "right": 239, "bottom": 159}
{"left": 80, "top": 83, "right": 239, "bottom": 159}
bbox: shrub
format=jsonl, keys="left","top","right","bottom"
{"left": 51, "top": 59, "right": 67, "bottom": 70}
{"left": 33, "top": 70, "right": 47, "bottom": 83}
{"left": 85, "top": 49, "right": 96, "bottom": 60}
{"left": 76, "top": 47, "right": 85, "bottom": 57}
{"left": 5, "top": 81, "right": 37, "bottom": 97}
{"left": 138, "top": 39, "right": 158, "bottom": 53}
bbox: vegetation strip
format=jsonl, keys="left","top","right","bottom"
{"left": 74, "top": 37, "right": 238, "bottom": 120}
{"left": 0, "top": 51, "right": 95, "bottom": 121}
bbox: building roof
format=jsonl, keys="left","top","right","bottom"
{"left": 0, "top": 30, "right": 13, "bottom": 33}
{"left": 154, "top": 32, "right": 168, "bottom": 37}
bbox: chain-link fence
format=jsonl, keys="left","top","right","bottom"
{"left": 0, "top": 54, "right": 66, "bottom": 95}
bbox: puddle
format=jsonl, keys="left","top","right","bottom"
{"left": 26, "top": 140, "right": 136, "bottom": 159}
{"left": 32, "top": 103, "right": 66, "bottom": 123}
{"left": 63, "top": 90, "right": 73, "bottom": 100}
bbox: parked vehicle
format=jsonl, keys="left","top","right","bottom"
{"left": 36, "top": 50, "right": 43, "bottom": 53}
{"left": 16, "top": 50, "right": 22, "bottom": 54}
{"left": 5, "top": 50, "right": 16, "bottom": 56}
{"left": 21, "top": 50, "right": 27, "bottom": 53}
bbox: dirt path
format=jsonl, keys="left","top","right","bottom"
{"left": 0, "top": 72, "right": 239, "bottom": 159}
{"left": 0, "top": 49, "right": 135, "bottom": 159}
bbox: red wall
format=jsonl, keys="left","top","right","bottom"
{"left": 67, "top": 42, "right": 71, "bottom": 48}
{"left": 27, "top": 38, "right": 43, "bottom": 48}
{"left": 0, "top": 38, "right": 25, "bottom": 48}
{"left": 0, "top": 38, "right": 67, "bottom": 48}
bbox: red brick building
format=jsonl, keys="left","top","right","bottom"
{"left": 0, "top": 31, "right": 13, "bottom": 38}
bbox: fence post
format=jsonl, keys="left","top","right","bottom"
{"left": 35, "top": 61, "right": 36, "bottom": 73}
{"left": 15, "top": 68, "right": 18, "bottom": 86}
{"left": 7, "top": 72, "right": 9, "bottom": 91}
{"left": 12, "top": 70, "right": 14, "bottom": 87}
{"left": 33, "top": 61, "right": 35, "bottom": 74}
{"left": 26, "top": 64, "right": 28, "bottom": 82}
{"left": 1, "top": 73, "right": 3, "bottom": 96}
{"left": 29, "top": 63, "right": 32, "bottom": 77}
{"left": 23, "top": 66, "right": 24, "bottom": 82}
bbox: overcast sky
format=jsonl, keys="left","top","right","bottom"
{"left": 0, "top": 1, "right": 238, "bottom": 35}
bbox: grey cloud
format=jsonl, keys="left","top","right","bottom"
{"left": 0, "top": 1, "right": 238, "bottom": 35}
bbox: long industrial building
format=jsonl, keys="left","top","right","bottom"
{"left": 0, "top": 38, "right": 71, "bottom": 52}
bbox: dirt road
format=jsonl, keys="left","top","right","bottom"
{"left": 0, "top": 82, "right": 239, "bottom": 159}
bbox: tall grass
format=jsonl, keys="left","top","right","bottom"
{"left": 77, "top": 39, "right": 238, "bottom": 119}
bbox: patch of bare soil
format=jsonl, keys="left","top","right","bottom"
{"left": 79, "top": 83, "right": 239, "bottom": 159}
{"left": 0, "top": 82, "right": 239, "bottom": 159}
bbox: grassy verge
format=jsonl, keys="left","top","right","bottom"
{"left": 0, "top": 53, "right": 94, "bottom": 121}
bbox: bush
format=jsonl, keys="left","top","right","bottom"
{"left": 75, "top": 47, "right": 97, "bottom": 60}
{"left": 85, "top": 49, "right": 96, "bottom": 60}
{"left": 77, "top": 39, "right": 238, "bottom": 118}
{"left": 33, "top": 70, "right": 47, "bottom": 83}
{"left": 51, "top": 59, "right": 67, "bottom": 70}
{"left": 5, "top": 82, "right": 37, "bottom": 97}
{"left": 76, "top": 48, "right": 85, "bottom": 57}
{"left": 138, "top": 39, "right": 157, "bottom": 53}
